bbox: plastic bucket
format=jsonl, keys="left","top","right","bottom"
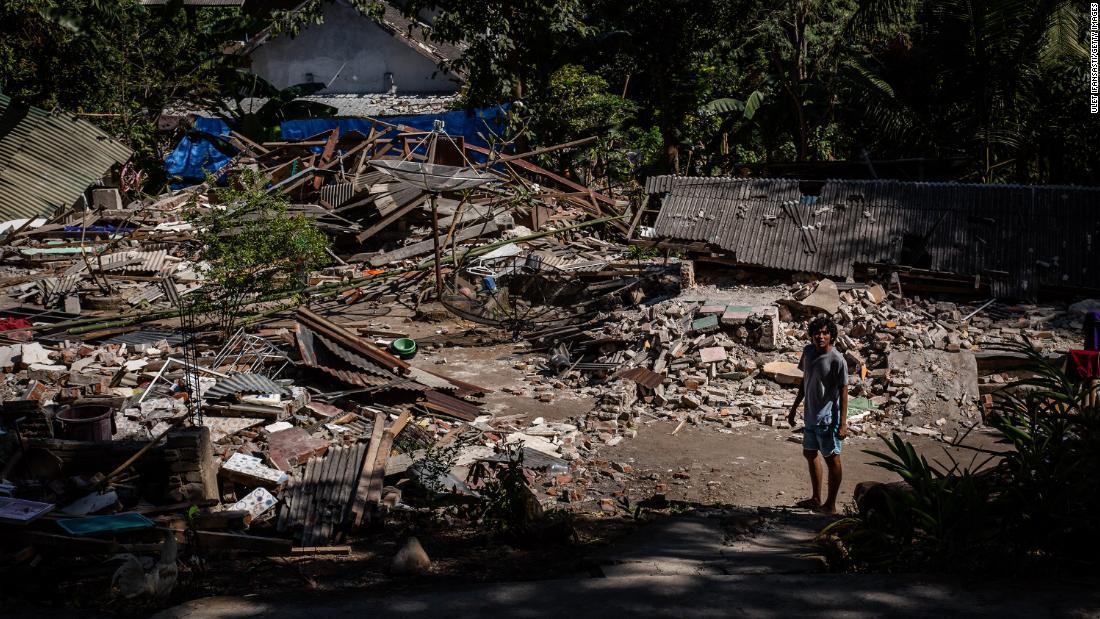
{"left": 391, "top": 338, "right": 418, "bottom": 360}
{"left": 55, "top": 405, "right": 115, "bottom": 442}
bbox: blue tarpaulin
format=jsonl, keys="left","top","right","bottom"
{"left": 163, "top": 105, "right": 510, "bottom": 183}
{"left": 164, "top": 117, "right": 234, "bottom": 187}
{"left": 280, "top": 105, "right": 510, "bottom": 152}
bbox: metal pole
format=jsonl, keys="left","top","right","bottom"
{"left": 430, "top": 192, "right": 443, "bottom": 298}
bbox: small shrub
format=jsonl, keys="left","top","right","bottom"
{"left": 186, "top": 170, "right": 329, "bottom": 334}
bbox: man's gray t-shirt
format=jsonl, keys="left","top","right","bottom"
{"left": 798, "top": 344, "right": 847, "bottom": 427}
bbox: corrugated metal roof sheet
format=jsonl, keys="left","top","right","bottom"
{"left": 648, "top": 176, "right": 1100, "bottom": 298}
{"left": 310, "top": 328, "right": 394, "bottom": 377}
{"left": 420, "top": 389, "right": 479, "bottom": 421}
{"left": 206, "top": 372, "right": 291, "bottom": 399}
{"left": 101, "top": 329, "right": 185, "bottom": 346}
{"left": 618, "top": 367, "right": 666, "bottom": 389}
{"left": 101, "top": 249, "right": 172, "bottom": 273}
{"left": 0, "top": 95, "right": 132, "bottom": 222}
{"left": 319, "top": 182, "right": 357, "bottom": 208}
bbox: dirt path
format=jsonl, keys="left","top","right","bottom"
{"left": 602, "top": 420, "right": 1003, "bottom": 510}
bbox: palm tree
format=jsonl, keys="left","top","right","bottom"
{"left": 839, "top": 0, "right": 1090, "bottom": 182}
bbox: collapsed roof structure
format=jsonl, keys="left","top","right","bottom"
{"left": 640, "top": 176, "right": 1100, "bottom": 299}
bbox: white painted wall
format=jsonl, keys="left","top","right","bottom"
{"left": 249, "top": 0, "right": 458, "bottom": 95}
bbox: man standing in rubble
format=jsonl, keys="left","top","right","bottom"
{"left": 787, "top": 316, "right": 848, "bottom": 514}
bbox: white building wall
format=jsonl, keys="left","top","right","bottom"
{"left": 249, "top": 1, "right": 457, "bottom": 95}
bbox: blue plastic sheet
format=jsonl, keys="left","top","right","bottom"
{"left": 63, "top": 225, "right": 134, "bottom": 234}
{"left": 164, "top": 117, "right": 235, "bottom": 187}
{"left": 164, "top": 105, "right": 510, "bottom": 183}
{"left": 280, "top": 104, "right": 510, "bottom": 153}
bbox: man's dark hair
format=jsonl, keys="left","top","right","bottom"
{"left": 807, "top": 316, "right": 838, "bottom": 340}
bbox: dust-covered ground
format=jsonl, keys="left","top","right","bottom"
{"left": 354, "top": 295, "right": 1007, "bottom": 513}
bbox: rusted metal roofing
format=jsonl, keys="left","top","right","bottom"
{"left": 311, "top": 328, "right": 394, "bottom": 377}
{"left": 648, "top": 176, "right": 1100, "bottom": 298}
{"left": 618, "top": 367, "right": 666, "bottom": 390}
{"left": 0, "top": 95, "right": 132, "bottom": 222}
{"left": 420, "top": 389, "right": 479, "bottom": 421}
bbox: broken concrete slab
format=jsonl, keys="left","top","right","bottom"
{"left": 795, "top": 279, "right": 839, "bottom": 315}
{"left": 762, "top": 361, "right": 802, "bottom": 385}
{"left": 720, "top": 305, "right": 757, "bottom": 325}
{"left": 692, "top": 314, "right": 720, "bottom": 334}
{"left": 887, "top": 349, "right": 979, "bottom": 423}
{"left": 699, "top": 347, "right": 727, "bottom": 364}
{"left": 866, "top": 283, "right": 886, "bottom": 304}
{"left": 221, "top": 453, "right": 289, "bottom": 487}
{"left": 19, "top": 342, "right": 52, "bottom": 366}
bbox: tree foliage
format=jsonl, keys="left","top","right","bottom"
{"left": 410, "top": 0, "right": 1097, "bottom": 183}
{"left": 187, "top": 170, "right": 330, "bottom": 334}
{"left": 3, "top": 0, "right": 1095, "bottom": 186}
{"left": 0, "top": 1, "right": 259, "bottom": 176}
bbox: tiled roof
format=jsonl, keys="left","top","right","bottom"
{"left": 0, "top": 96, "right": 132, "bottom": 222}
{"left": 647, "top": 176, "right": 1100, "bottom": 298}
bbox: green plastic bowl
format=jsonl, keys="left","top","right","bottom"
{"left": 391, "top": 338, "right": 417, "bottom": 359}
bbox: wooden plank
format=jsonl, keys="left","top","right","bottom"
{"left": 349, "top": 411, "right": 387, "bottom": 527}
{"left": 388, "top": 410, "right": 412, "bottom": 439}
{"left": 367, "top": 219, "right": 500, "bottom": 266}
{"left": 464, "top": 142, "right": 621, "bottom": 210}
{"left": 364, "top": 411, "right": 411, "bottom": 522}
{"left": 182, "top": 530, "right": 293, "bottom": 555}
{"left": 354, "top": 195, "right": 423, "bottom": 243}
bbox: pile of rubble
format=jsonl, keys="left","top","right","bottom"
{"left": 499, "top": 277, "right": 1085, "bottom": 473}
{"left": 0, "top": 122, "right": 671, "bottom": 598}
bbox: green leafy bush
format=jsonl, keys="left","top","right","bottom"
{"left": 823, "top": 338, "right": 1100, "bottom": 575}
{"left": 187, "top": 170, "right": 330, "bottom": 334}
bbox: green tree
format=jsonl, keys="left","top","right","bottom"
{"left": 188, "top": 170, "right": 330, "bottom": 335}
{"left": 0, "top": 2, "right": 262, "bottom": 177}
{"left": 404, "top": 0, "right": 592, "bottom": 105}
{"left": 837, "top": 0, "right": 1095, "bottom": 183}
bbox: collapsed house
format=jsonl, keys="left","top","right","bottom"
{"left": 0, "top": 111, "right": 682, "bottom": 594}
{"left": 636, "top": 176, "right": 1100, "bottom": 299}
{"left": 0, "top": 91, "right": 1096, "bottom": 606}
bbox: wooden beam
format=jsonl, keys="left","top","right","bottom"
{"left": 349, "top": 411, "right": 387, "bottom": 527}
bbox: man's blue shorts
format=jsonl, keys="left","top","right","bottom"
{"left": 803, "top": 422, "right": 842, "bottom": 456}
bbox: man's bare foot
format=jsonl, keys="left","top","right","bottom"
{"left": 794, "top": 498, "right": 821, "bottom": 509}
{"left": 816, "top": 503, "right": 837, "bottom": 514}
